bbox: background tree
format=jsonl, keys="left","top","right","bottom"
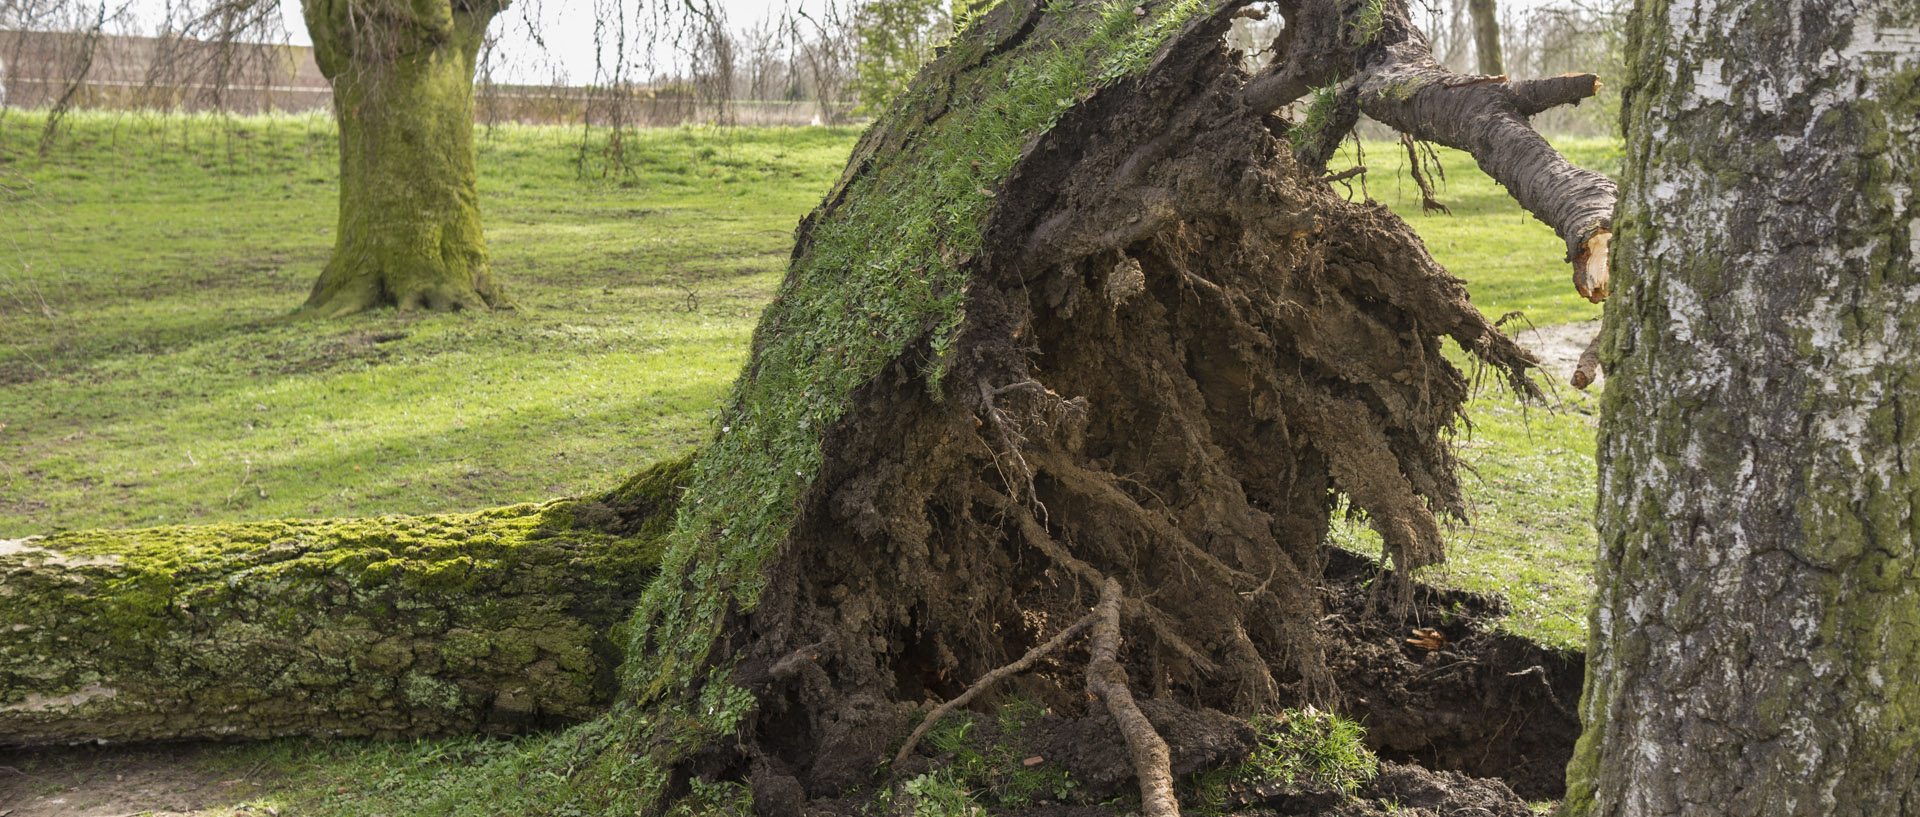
{"left": 299, "top": 0, "right": 512, "bottom": 315}
{"left": 7, "top": 0, "right": 743, "bottom": 315}
{"left": 1503, "top": 0, "right": 1627, "bottom": 137}
{"left": 844, "top": 0, "right": 947, "bottom": 112}
{"left": 1563, "top": 0, "right": 1920, "bottom": 811}
{"left": 1466, "top": 0, "right": 1501, "bottom": 74}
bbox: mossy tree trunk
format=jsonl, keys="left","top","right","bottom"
{"left": 0, "top": 458, "right": 689, "bottom": 746}
{"left": 301, "top": 0, "right": 510, "bottom": 316}
{"left": 1563, "top": 0, "right": 1920, "bottom": 813}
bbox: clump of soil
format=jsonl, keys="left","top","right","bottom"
{"left": 824, "top": 549, "right": 1573, "bottom": 815}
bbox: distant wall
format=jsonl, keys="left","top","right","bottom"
{"left": 0, "top": 30, "right": 843, "bottom": 127}
{"left": 0, "top": 30, "right": 330, "bottom": 114}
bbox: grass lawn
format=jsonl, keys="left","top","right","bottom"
{"left": 1326, "top": 136, "right": 1617, "bottom": 651}
{"left": 3, "top": 112, "right": 853, "bottom": 534}
{"left": 0, "top": 111, "right": 1615, "bottom": 814}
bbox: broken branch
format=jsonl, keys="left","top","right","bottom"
{"left": 1511, "top": 72, "right": 1603, "bottom": 116}
{"left": 1571, "top": 329, "right": 1603, "bottom": 389}
{"left": 1088, "top": 579, "right": 1179, "bottom": 817}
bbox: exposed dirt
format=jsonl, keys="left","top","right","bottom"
{"left": 1320, "top": 549, "right": 1582, "bottom": 801}
{"left": 1512, "top": 320, "right": 1603, "bottom": 389}
{"left": 814, "top": 548, "right": 1573, "bottom": 815}
{"left": 0, "top": 744, "right": 275, "bottom": 817}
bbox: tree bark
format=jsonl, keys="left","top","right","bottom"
{"left": 1467, "top": 0, "right": 1502, "bottom": 76}
{"left": 301, "top": 0, "right": 510, "bottom": 316}
{"left": 1564, "top": 0, "right": 1920, "bottom": 813}
{"left": 0, "top": 458, "right": 687, "bottom": 746}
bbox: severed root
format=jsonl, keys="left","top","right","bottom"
{"left": 1571, "top": 329, "right": 1604, "bottom": 389}
{"left": 1088, "top": 579, "right": 1180, "bottom": 817}
{"left": 892, "top": 609, "right": 1100, "bottom": 766}
{"left": 1322, "top": 165, "right": 1367, "bottom": 183}
{"left": 1401, "top": 134, "right": 1452, "bottom": 215}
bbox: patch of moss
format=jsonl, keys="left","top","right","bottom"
{"left": 1187, "top": 708, "right": 1377, "bottom": 813}
{"left": 1287, "top": 84, "right": 1341, "bottom": 150}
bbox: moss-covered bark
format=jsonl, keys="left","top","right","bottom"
{"left": 1565, "top": 0, "right": 1920, "bottom": 812}
{"left": 0, "top": 455, "right": 690, "bottom": 746}
{"left": 300, "top": 0, "right": 509, "bottom": 316}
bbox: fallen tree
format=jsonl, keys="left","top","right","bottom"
{"left": 3, "top": 0, "right": 1615, "bottom": 810}
{"left": 0, "top": 457, "right": 687, "bottom": 744}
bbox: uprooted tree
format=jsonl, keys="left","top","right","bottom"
{"left": 4, "top": 0, "right": 1618, "bottom": 811}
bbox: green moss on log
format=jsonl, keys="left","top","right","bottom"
{"left": 0, "top": 455, "right": 691, "bottom": 746}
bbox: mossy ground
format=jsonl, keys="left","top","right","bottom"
{"left": 2, "top": 105, "right": 1608, "bottom": 811}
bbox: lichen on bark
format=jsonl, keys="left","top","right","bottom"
{"left": 1566, "top": 0, "right": 1920, "bottom": 812}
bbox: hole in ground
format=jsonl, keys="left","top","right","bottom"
{"left": 1320, "top": 548, "right": 1584, "bottom": 800}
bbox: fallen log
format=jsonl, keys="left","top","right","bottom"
{"left": 0, "top": 455, "right": 688, "bottom": 746}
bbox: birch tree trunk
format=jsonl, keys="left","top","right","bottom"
{"left": 1564, "top": 0, "right": 1920, "bottom": 813}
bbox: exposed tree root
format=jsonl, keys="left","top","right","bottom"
{"left": 892, "top": 607, "right": 1099, "bottom": 767}
{"left": 1088, "top": 579, "right": 1179, "bottom": 817}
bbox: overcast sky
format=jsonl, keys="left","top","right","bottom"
{"left": 106, "top": 0, "right": 1566, "bottom": 85}
{"left": 271, "top": 0, "right": 800, "bottom": 84}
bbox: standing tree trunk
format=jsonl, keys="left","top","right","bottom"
{"left": 1466, "top": 0, "right": 1502, "bottom": 75}
{"left": 301, "top": 0, "right": 510, "bottom": 316}
{"left": 1563, "top": 0, "right": 1920, "bottom": 813}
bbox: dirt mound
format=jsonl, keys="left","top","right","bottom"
{"left": 827, "top": 550, "right": 1574, "bottom": 814}
{"left": 1320, "top": 550, "right": 1583, "bottom": 800}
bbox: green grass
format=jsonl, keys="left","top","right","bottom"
{"left": 0, "top": 111, "right": 857, "bottom": 535}
{"left": 1330, "top": 135, "right": 1621, "bottom": 328}
{"left": 1323, "top": 136, "right": 1616, "bottom": 650}
{"left": 0, "top": 111, "right": 1613, "bottom": 812}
